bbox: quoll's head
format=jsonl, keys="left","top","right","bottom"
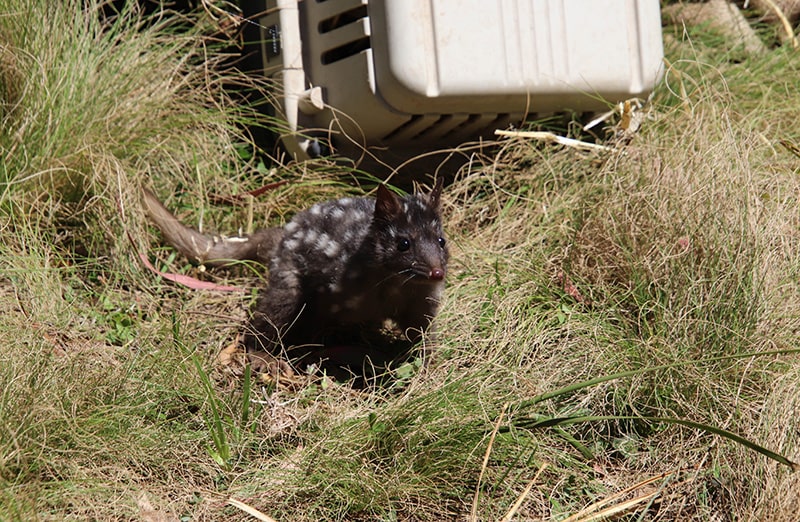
{"left": 372, "top": 181, "right": 448, "bottom": 284}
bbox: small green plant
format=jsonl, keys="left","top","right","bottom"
{"left": 192, "top": 352, "right": 233, "bottom": 470}
{"left": 172, "top": 316, "right": 259, "bottom": 473}
{"left": 96, "top": 294, "right": 140, "bottom": 346}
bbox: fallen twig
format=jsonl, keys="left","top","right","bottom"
{"left": 494, "top": 129, "right": 617, "bottom": 153}
{"left": 226, "top": 497, "right": 279, "bottom": 522}
{"left": 208, "top": 179, "right": 288, "bottom": 205}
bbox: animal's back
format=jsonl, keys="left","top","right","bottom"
{"left": 276, "top": 196, "right": 376, "bottom": 288}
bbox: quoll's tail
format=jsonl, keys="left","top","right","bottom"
{"left": 142, "top": 188, "right": 282, "bottom": 267}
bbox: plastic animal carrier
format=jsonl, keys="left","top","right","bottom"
{"left": 247, "top": 0, "right": 664, "bottom": 169}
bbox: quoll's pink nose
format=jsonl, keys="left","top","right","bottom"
{"left": 429, "top": 268, "right": 445, "bottom": 280}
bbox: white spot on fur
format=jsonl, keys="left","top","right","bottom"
{"left": 347, "top": 208, "right": 368, "bottom": 223}
{"left": 283, "top": 239, "right": 300, "bottom": 251}
{"left": 323, "top": 240, "right": 340, "bottom": 258}
{"left": 318, "top": 232, "right": 330, "bottom": 243}
{"left": 285, "top": 221, "right": 300, "bottom": 234}
{"left": 329, "top": 207, "right": 345, "bottom": 220}
{"left": 303, "top": 229, "right": 318, "bottom": 246}
{"left": 279, "top": 269, "right": 299, "bottom": 288}
{"left": 409, "top": 199, "right": 427, "bottom": 213}
{"left": 315, "top": 232, "right": 333, "bottom": 252}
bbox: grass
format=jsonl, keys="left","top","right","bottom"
{"left": 2, "top": 1, "right": 800, "bottom": 520}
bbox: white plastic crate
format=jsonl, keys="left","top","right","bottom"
{"left": 251, "top": 0, "right": 663, "bottom": 166}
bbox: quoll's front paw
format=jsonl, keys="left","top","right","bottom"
{"left": 247, "top": 350, "right": 296, "bottom": 380}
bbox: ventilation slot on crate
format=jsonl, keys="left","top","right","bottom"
{"left": 382, "top": 115, "right": 424, "bottom": 142}
{"left": 411, "top": 115, "right": 453, "bottom": 140}
{"left": 439, "top": 114, "right": 482, "bottom": 140}
{"left": 318, "top": 5, "right": 368, "bottom": 33}
{"left": 321, "top": 37, "right": 370, "bottom": 64}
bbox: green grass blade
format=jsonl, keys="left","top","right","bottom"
{"left": 521, "top": 347, "right": 800, "bottom": 407}
{"left": 241, "top": 363, "right": 252, "bottom": 430}
{"left": 519, "top": 415, "right": 799, "bottom": 471}
{"left": 190, "top": 354, "right": 231, "bottom": 470}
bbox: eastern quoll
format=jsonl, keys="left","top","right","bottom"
{"left": 143, "top": 181, "right": 448, "bottom": 378}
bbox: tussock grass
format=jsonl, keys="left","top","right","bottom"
{"left": 1, "top": 2, "right": 799, "bottom": 520}
{"left": 0, "top": 0, "right": 271, "bottom": 267}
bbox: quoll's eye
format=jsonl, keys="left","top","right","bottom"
{"left": 397, "top": 238, "right": 411, "bottom": 252}
{"left": 438, "top": 237, "right": 446, "bottom": 248}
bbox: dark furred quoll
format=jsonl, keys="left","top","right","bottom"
{"left": 143, "top": 181, "right": 448, "bottom": 378}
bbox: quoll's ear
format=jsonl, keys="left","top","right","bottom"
{"left": 374, "top": 184, "right": 403, "bottom": 221}
{"left": 426, "top": 177, "right": 444, "bottom": 208}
